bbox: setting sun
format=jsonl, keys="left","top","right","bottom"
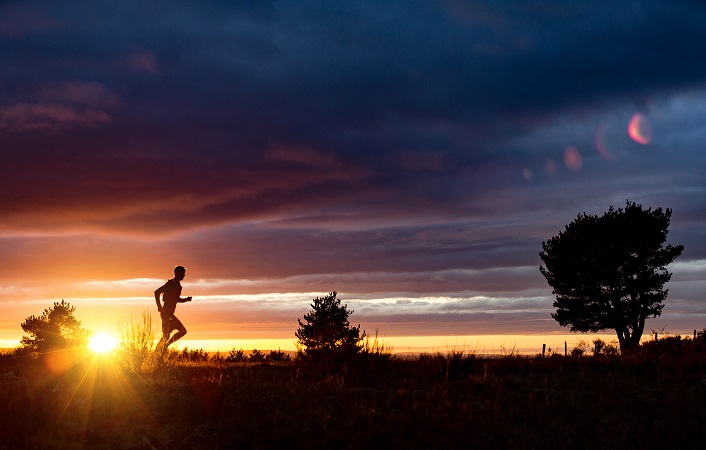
{"left": 88, "top": 332, "right": 118, "bottom": 354}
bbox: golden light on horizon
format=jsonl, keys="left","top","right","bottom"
{"left": 88, "top": 331, "right": 118, "bottom": 354}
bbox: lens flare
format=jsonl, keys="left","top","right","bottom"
{"left": 628, "top": 113, "right": 652, "bottom": 145}
{"left": 544, "top": 158, "right": 557, "bottom": 175}
{"left": 563, "top": 146, "right": 583, "bottom": 171}
{"left": 594, "top": 125, "right": 614, "bottom": 160}
{"left": 89, "top": 332, "right": 118, "bottom": 353}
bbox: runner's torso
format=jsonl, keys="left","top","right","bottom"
{"left": 161, "top": 279, "right": 182, "bottom": 315}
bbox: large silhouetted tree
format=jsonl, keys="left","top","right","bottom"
{"left": 539, "top": 201, "right": 683, "bottom": 353}
{"left": 295, "top": 292, "right": 365, "bottom": 356}
{"left": 20, "top": 299, "right": 89, "bottom": 353}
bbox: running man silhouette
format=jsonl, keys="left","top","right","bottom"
{"left": 155, "top": 265, "right": 192, "bottom": 352}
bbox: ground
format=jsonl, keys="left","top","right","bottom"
{"left": 1, "top": 345, "right": 705, "bottom": 449}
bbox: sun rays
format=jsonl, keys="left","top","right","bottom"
{"left": 42, "top": 328, "right": 163, "bottom": 442}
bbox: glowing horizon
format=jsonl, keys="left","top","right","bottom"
{"left": 2, "top": 332, "right": 671, "bottom": 356}
{"left": 1, "top": 259, "right": 704, "bottom": 357}
{"left": 160, "top": 333, "right": 629, "bottom": 355}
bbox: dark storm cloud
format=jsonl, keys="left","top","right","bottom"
{"left": 1, "top": 2, "right": 703, "bottom": 203}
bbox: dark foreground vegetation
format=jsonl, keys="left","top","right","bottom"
{"left": 2, "top": 336, "right": 706, "bottom": 450}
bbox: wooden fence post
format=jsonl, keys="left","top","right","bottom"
{"left": 542, "top": 344, "right": 546, "bottom": 357}
{"left": 564, "top": 341, "right": 567, "bottom": 356}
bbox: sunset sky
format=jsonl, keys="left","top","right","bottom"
{"left": 1, "top": 1, "right": 705, "bottom": 353}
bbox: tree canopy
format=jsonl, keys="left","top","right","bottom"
{"left": 295, "top": 291, "right": 365, "bottom": 356}
{"left": 20, "top": 299, "right": 89, "bottom": 353}
{"left": 539, "top": 201, "right": 684, "bottom": 352}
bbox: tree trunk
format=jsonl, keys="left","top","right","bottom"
{"left": 615, "top": 325, "right": 639, "bottom": 354}
{"left": 628, "top": 328, "right": 643, "bottom": 351}
{"left": 619, "top": 313, "right": 646, "bottom": 353}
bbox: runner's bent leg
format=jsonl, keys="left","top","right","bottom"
{"left": 166, "top": 315, "right": 187, "bottom": 346}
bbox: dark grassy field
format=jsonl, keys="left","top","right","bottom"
{"left": 2, "top": 339, "right": 706, "bottom": 450}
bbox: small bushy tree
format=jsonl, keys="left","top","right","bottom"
{"left": 295, "top": 292, "right": 365, "bottom": 356}
{"left": 20, "top": 299, "right": 89, "bottom": 353}
{"left": 571, "top": 340, "right": 590, "bottom": 357}
{"left": 179, "top": 347, "right": 209, "bottom": 364}
{"left": 266, "top": 349, "right": 291, "bottom": 362}
{"left": 249, "top": 349, "right": 266, "bottom": 362}
{"left": 592, "top": 339, "right": 620, "bottom": 356}
{"left": 226, "top": 348, "right": 246, "bottom": 363}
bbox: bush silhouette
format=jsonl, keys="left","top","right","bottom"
{"left": 570, "top": 340, "right": 590, "bottom": 357}
{"left": 295, "top": 291, "right": 365, "bottom": 356}
{"left": 249, "top": 349, "right": 266, "bottom": 362}
{"left": 592, "top": 339, "right": 620, "bottom": 356}
{"left": 295, "top": 292, "right": 366, "bottom": 377}
{"left": 178, "top": 347, "right": 209, "bottom": 364}
{"left": 266, "top": 350, "right": 291, "bottom": 362}
{"left": 20, "top": 299, "right": 89, "bottom": 353}
{"left": 226, "top": 348, "right": 246, "bottom": 363}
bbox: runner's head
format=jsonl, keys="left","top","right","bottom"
{"left": 174, "top": 265, "right": 187, "bottom": 279}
